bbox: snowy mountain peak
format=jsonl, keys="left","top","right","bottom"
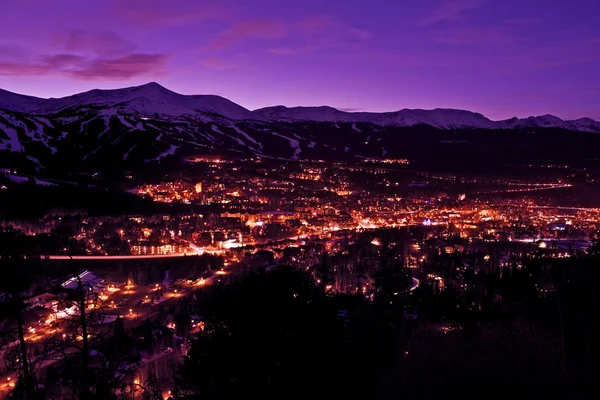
{"left": 0, "top": 83, "right": 598, "bottom": 132}
{"left": 0, "top": 82, "right": 259, "bottom": 120}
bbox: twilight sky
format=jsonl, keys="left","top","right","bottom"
{"left": 1, "top": 0, "right": 599, "bottom": 120}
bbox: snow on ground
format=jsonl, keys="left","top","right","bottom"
{"left": 382, "top": 147, "right": 387, "bottom": 157}
{"left": 36, "top": 117, "right": 53, "bottom": 127}
{"left": 83, "top": 146, "right": 102, "bottom": 161}
{"left": 99, "top": 315, "right": 118, "bottom": 324}
{"left": 5, "top": 114, "right": 58, "bottom": 154}
{"left": 96, "top": 116, "right": 112, "bottom": 139}
{"left": 56, "top": 116, "right": 80, "bottom": 124}
{"left": 334, "top": 123, "right": 340, "bottom": 129}
{"left": 211, "top": 124, "right": 244, "bottom": 146}
{"left": 31, "top": 120, "right": 57, "bottom": 154}
{"left": 0, "top": 112, "right": 57, "bottom": 153}
{"left": 270, "top": 132, "right": 301, "bottom": 160}
{"left": 344, "top": 146, "right": 350, "bottom": 152}
{"left": 210, "top": 124, "right": 223, "bottom": 134}
{"left": 174, "top": 137, "right": 210, "bottom": 148}
{"left": 26, "top": 156, "right": 40, "bottom": 164}
{"left": 146, "top": 144, "right": 179, "bottom": 163}
{"left": 231, "top": 125, "right": 262, "bottom": 148}
{"left": 5, "top": 174, "right": 56, "bottom": 186}
{"left": 351, "top": 123, "right": 361, "bottom": 132}
{"left": 307, "top": 141, "right": 316, "bottom": 148}
{"left": 79, "top": 116, "right": 98, "bottom": 133}
{"left": 0, "top": 119, "right": 23, "bottom": 151}
{"left": 115, "top": 113, "right": 135, "bottom": 129}
{"left": 145, "top": 123, "right": 161, "bottom": 131}
{"left": 254, "top": 152, "right": 289, "bottom": 161}
{"left": 195, "top": 131, "right": 216, "bottom": 143}
{"left": 123, "top": 144, "right": 137, "bottom": 160}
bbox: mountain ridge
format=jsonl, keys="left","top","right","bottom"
{"left": 2, "top": 81, "right": 600, "bottom": 176}
{"left": 0, "top": 82, "right": 598, "bottom": 132}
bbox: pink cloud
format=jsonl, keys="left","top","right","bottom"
{"left": 0, "top": 62, "right": 50, "bottom": 76}
{"left": 40, "top": 53, "right": 86, "bottom": 67}
{"left": 201, "top": 57, "right": 242, "bottom": 70}
{"left": 56, "top": 30, "right": 135, "bottom": 56}
{"left": 0, "top": 53, "right": 167, "bottom": 80}
{"left": 68, "top": 54, "right": 168, "bottom": 79}
{"left": 0, "top": 28, "right": 167, "bottom": 81}
{"left": 116, "top": 0, "right": 227, "bottom": 26}
{"left": 421, "top": 0, "right": 487, "bottom": 25}
{"left": 208, "top": 20, "right": 286, "bottom": 50}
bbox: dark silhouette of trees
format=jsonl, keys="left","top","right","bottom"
{"left": 0, "top": 249, "right": 43, "bottom": 399}
{"left": 176, "top": 267, "right": 376, "bottom": 400}
{"left": 42, "top": 270, "right": 117, "bottom": 399}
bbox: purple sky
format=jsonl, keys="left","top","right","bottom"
{"left": 1, "top": 0, "right": 599, "bottom": 120}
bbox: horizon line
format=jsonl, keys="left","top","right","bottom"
{"left": 1, "top": 81, "right": 597, "bottom": 123}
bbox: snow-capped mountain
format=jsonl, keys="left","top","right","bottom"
{"left": 1, "top": 82, "right": 598, "bottom": 131}
{"left": 500, "top": 115, "right": 600, "bottom": 132}
{"left": 0, "top": 82, "right": 258, "bottom": 120}
{"left": 255, "top": 106, "right": 499, "bottom": 129}
{"left": 255, "top": 106, "right": 371, "bottom": 123}
{"left": 1, "top": 82, "right": 599, "bottom": 174}
{"left": 255, "top": 105, "right": 600, "bottom": 132}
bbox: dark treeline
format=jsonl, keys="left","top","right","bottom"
{"left": 172, "top": 237, "right": 600, "bottom": 399}
{"left": 0, "top": 183, "right": 227, "bottom": 221}
{"left": 3, "top": 231, "right": 600, "bottom": 398}
{"left": 0, "top": 185, "right": 159, "bottom": 220}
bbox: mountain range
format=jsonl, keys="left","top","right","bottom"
{"left": 1, "top": 82, "right": 598, "bottom": 130}
{"left": 0, "top": 82, "right": 599, "bottom": 174}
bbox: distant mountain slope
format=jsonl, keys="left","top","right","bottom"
{"left": 1, "top": 82, "right": 600, "bottom": 174}
{"left": 0, "top": 82, "right": 258, "bottom": 120}
{"left": 255, "top": 106, "right": 600, "bottom": 132}
{"left": 1, "top": 82, "right": 598, "bottom": 131}
{"left": 500, "top": 115, "right": 600, "bottom": 132}
{"left": 254, "top": 106, "right": 499, "bottom": 129}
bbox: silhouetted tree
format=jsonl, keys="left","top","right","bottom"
{"left": 0, "top": 250, "right": 42, "bottom": 399}
{"left": 176, "top": 267, "right": 373, "bottom": 400}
